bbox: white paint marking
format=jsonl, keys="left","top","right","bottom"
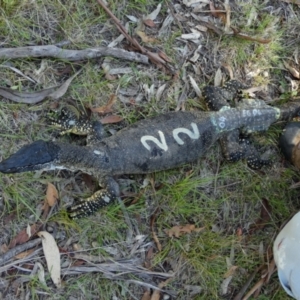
{"left": 172, "top": 123, "right": 200, "bottom": 145}
{"left": 218, "top": 116, "right": 226, "bottom": 129}
{"left": 68, "top": 120, "right": 76, "bottom": 126}
{"left": 141, "top": 131, "right": 168, "bottom": 151}
{"left": 103, "top": 195, "right": 111, "bottom": 203}
{"left": 219, "top": 122, "right": 225, "bottom": 128}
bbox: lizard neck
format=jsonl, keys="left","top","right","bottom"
{"left": 210, "top": 107, "right": 281, "bottom": 133}
{"left": 54, "top": 142, "right": 112, "bottom": 177}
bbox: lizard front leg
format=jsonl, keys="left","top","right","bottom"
{"left": 49, "top": 107, "right": 105, "bottom": 143}
{"left": 68, "top": 177, "right": 120, "bottom": 219}
{"left": 203, "top": 80, "right": 248, "bottom": 111}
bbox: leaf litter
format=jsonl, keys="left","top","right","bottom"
{"left": 0, "top": 0, "right": 300, "bottom": 298}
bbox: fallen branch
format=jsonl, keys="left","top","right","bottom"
{"left": 0, "top": 45, "right": 149, "bottom": 64}
{"left": 96, "top": 0, "right": 176, "bottom": 75}
{"left": 61, "top": 259, "right": 174, "bottom": 279}
{"left": 0, "top": 238, "right": 42, "bottom": 267}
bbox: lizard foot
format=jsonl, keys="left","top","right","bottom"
{"left": 203, "top": 80, "right": 248, "bottom": 111}
{"left": 68, "top": 189, "right": 116, "bottom": 219}
{"left": 220, "top": 131, "right": 272, "bottom": 169}
{"left": 49, "top": 107, "right": 95, "bottom": 136}
{"left": 49, "top": 106, "right": 105, "bottom": 143}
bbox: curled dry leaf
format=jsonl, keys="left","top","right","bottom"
{"left": 210, "top": 1, "right": 226, "bottom": 22}
{"left": 145, "top": 3, "right": 161, "bottom": 21}
{"left": 224, "top": 265, "right": 238, "bottom": 278}
{"left": 143, "top": 19, "right": 156, "bottom": 27}
{"left": 9, "top": 224, "right": 39, "bottom": 248}
{"left": 151, "top": 278, "right": 173, "bottom": 300}
{"left": 0, "top": 70, "right": 81, "bottom": 104}
{"left": 37, "top": 231, "right": 61, "bottom": 288}
{"left": 283, "top": 60, "right": 300, "bottom": 79}
{"left": 14, "top": 248, "right": 35, "bottom": 260}
{"left": 90, "top": 94, "right": 117, "bottom": 114}
{"left": 46, "top": 182, "right": 58, "bottom": 207}
{"left": 214, "top": 68, "right": 223, "bottom": 87}
{"left": 166, "top": 224, "right": 205, "bottom": 238}
{"left": 189, "top": 75, "right": 202, "bottom": 97}
{"left": 100, "top": 115, "right": 123, "bottom": 124}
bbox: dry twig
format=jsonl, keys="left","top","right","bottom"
{"left": 0, "top": 238, "right": 42, "bottom": 267}
{"left": 0, "top": 45, "right": 148, "bottom": 64}
{"left": 96, "top": 0, "right": 176, "bottom": 75}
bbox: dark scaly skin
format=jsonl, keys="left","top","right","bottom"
{"left": 203, "top": 81, "right": 270, "bottom": 169}
{"left": 0, "top": 81, "right": 300, "bottom": 218}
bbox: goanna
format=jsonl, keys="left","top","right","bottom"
{"left": 0, "top": 81, "right": 299, "bottom": 219}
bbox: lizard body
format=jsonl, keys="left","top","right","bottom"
{"left": 0, "top": 81, "right": 299, "bottom": 218}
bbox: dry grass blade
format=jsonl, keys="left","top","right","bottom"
{"left": 150, "top": 208, "right": 162, "bottom": 251}
{"left": 0, "top": 45, "right": 148, "bottom": 64}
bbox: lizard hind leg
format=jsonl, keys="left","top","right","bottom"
{"left": 68, "top": 177, "right": 120, "bottom": 219}
{"left": 221, "top": 131, "right": 271, "bottom": 169}
{"left": 49, "top": 106, "right": 105, "bottom": 143}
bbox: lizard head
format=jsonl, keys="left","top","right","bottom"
{"left": 0, "top": 140, "right": 61, "bottom": 173}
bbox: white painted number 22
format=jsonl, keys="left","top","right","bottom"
{"left": 141, "top": 122, "right": 199, "bottom": 152}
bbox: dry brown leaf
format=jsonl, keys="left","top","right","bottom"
{"left": 9, "top": 224, "right": 39, "bottom": 248}
{"left": 209, "top": 1, "right": 226, "bottom": 22}
{"left": 141, "top": 290, "right": 151, "bottom": 300}
{"left": 224, "top": 265, "right": 238, "bottom": 278}
{"left": 136, "top": 31, "right": 159, "bottom": 44}
{"left": 166, "top": 224, "right": 204, "bottom": 238}
{"left": 151, "top": 278, "right": 173, "bottom": 300}
{"left": 143, "top": 19, "right": 156, "bottom": 27}
{"left": 90, "top": 94, "right": 117, "bottom": 114}
{"left": 14, "top": 248, "right": 35, "bottom": 259}
{"left": 46, "top": 182, "right": 58, "bottom": 207}
{"left": 0, "top": 244, "right": 9, "bottom": 254}
{"left": 37, "top": 231, "right": 61, "bottom": 288}
{"left": 100, "top": 115, "right": 123, "bottom": 124}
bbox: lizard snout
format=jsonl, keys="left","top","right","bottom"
{"left": 0, "top": 140, "right": 60, "bottom": 173}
